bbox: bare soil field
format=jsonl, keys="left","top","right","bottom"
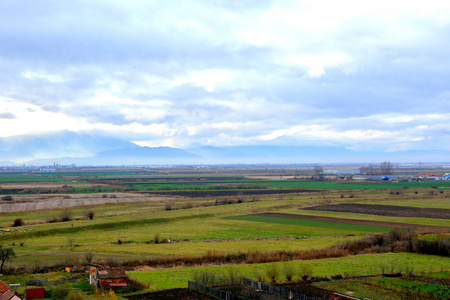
{"left": 0, "top": 182, "right": 107, "bottom": 188}
{"left": 0, "top": 193, "right": 178, "bottom": 213}
{"left": 276, "top": 282, "right": 333, "bottom": 299}
{"left": 149, "top": 188, "right": 318, "bottom": 197}
{"left": 304, "top": 203, "right": 450, "bottom": 219}
{"left": 256, "top": 213, "right": 450, "bottom": 231}
{"left": 125, "top": 288, "right": 215, "bottom": 300}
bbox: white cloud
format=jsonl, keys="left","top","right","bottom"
{"left": 1, "top": 1, "right": 450, "bottom": 153}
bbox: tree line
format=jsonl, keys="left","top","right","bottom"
{"left": 360, "top": 161, "right": 393, "bottom": 175}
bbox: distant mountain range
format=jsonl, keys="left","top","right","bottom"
{"left": 0, "top": 131, "right": 449, "bottom": 166}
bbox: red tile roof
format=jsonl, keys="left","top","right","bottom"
{"left": 0, "top": 280, "right": 22, "bottom": 300}
{"left": 98, "top": 267, "right": 127, "bottom": 279}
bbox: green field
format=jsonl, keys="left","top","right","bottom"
{"left": 226, "top": 215, "right": 393, "bottom": 233}
{"left": 128, "top": 252, "right": 450, "bottom": 291}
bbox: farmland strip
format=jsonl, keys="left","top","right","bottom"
{"left": 255, "top": 213, "right": 450, "bottom": 231}
{"left": 304, "top": 203, "right": 450, "bottom": 219}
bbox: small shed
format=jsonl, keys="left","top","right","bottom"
{"left": 24, "top": 288, "right": 45, "bottom": 299}
{"left": 89, "top": 265, "right": 128, "bottom": 289}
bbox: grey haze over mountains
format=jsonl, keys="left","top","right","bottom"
{"left": 0, "top": 131, "right": 449, "bottom": 166}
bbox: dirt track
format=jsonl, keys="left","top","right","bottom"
{"left": 256, "top": 213, "right": 450, "bottom": 231}
{"left": 0, "top": 193, "right": 178, "bottom": 213}
{"left": 304, "top": 203, "right": 450, "bottom": 219}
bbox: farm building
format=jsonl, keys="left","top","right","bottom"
{"left": 89, "top": 265, "right": 128, "bottom": 289}
{"left": 0, "top": 280, "right": 22, "bottom": 300}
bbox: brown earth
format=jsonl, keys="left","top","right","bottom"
{"left": 148, "top": 188, "right": 318, "bottom": 197}
{"left": 256, "top": 213, "right": 450, "bottom": 231}
{"left": 0, "top": 193, "right": 178, "bottom": 213}
{"left": 276, "top": 282, "right": 334, "bottom": 299}
{"left": 125, "top": 288, "right": 215, "bottom": 300}
{"left": 304, "top": 203, "right": 450, "bottom": 219}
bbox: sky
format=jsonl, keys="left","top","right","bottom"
{"left": 1, "top": 0, "right": 450, "bottom": 152}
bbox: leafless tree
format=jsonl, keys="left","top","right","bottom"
{"left": 84, "top": 250, "right": 95, "bottom": 264}
{"left": 0, "top": 246, "right": 16, "bottom": 274}
{"left": 313, "top": 165, "right": 324, "bottom": 181}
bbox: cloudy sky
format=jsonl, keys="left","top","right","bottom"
{"left": 1, "top": 0, "right": 450, "bottom": 152}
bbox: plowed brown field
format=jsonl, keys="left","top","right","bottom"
{"left": 304, "top": 203, "right": 450, "bottom": 219}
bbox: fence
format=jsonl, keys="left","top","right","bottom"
{"left": 188, "top": 281, "right": 250, "bottom": 300}
{"left": 243, "top": 278, "right": 328, "bottom": 300}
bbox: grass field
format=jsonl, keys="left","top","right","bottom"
{"left": 128, "top": 252, "right": 450, "bottom": 291}
{"left": 2, "top": 185, "right": 448, "bottom": 267}
{"left": 226, "top": 215, "right": 393, "bottom": 233}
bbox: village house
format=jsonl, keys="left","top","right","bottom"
{"left": 88, "top": 265, "right": 128, "bottom": 289}
{"left": 0, "top": 280, "right": 22, "bottom": 300}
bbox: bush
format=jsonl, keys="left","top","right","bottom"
{"left": 84, "top": 250, "right": 94, "bottom": 264}
{"left": 84, "top": 210, "right": 95, "bottom": 220}
{"left": 105, "top": 257, "right": 121, "bottom": 267}
{"left": 191, "top": 270, "right": 217, "bottom": 286}
{"left": 283, "top": 263, "right": 295, "bottom": 282}
{"left": 165, "top": 202, "right": 173, "bottom": 211}
{"left": 46, "top": 216, "right": 58, "bottom": 223}
{"left": 299, "top": 263, "right": 314, "bottom": 281}
{"left": 128, "top": 277, "right": 149, "bottom": 291}
{"left": 51, "top": 287, "right": 70, "bottom": 299}
{"left": 154, "top": 233, "right": 161, "bottom": 244}
{"left": 1, "top": 195, "right": 13, "bottom": 201}
{"left": 13, "top": 218, "right": 25, "bottom": 227}
{"left": 59, "top": 209, "right": 73, "bottom": 222}
{"left": 266, "top": 265, "right": 279, "bottom": 283}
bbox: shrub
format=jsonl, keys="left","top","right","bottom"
{"left": 109, "top": 194, "right": 117, "bottom": 198}
{"left": 84, "top": 210, "right": 95, "bottom": 220}
{"left": 128, "top": 277, "right": 149, "bottom": 291}
{"left": 84, "top": 250, "right": 94, "bottom": 264}
{"left": 51, "top": 287, "right": 70, "bottom": 299}
{"left": 102, "top": 194, "right": 108, "bottom": 198}
{"left": 63, "top": 195, "right": 71, "bottom": 199}
{"left": 283, "top": 263, "right": 295, "bottom": 282}
{"left": 105, "top": 257, "right": 121, "bottom": 267}
{"left": 59, "top": 209, "right": 73, "bottom": 222}
{"left": 266, "top": 265, "right": 279, "bottom": 283}
{"left": 13, "top": 218, "right": 24, "bottom": 227}
{"left": 67, "top": 237, "right": 76, "bottom": 248}
{"left": 191, "top": 270, "right": 217, "bottom": 286}
{"left": 1, "top": 195, "right": 13, "bottom": 201}
{"left": 46, "top": 216, "right": 58, "bottom": 223}
{"left": 154, "top": 233, "right": 161, "bottom": 244}
{"left": 165, "top": 202, "right": 173, "bottom": 211}
{"left": 299, "top": 263, "right": 314, "bottom": 281}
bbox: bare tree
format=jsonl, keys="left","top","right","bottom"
{"left": 0, "top": 246, "right": 16, "bottom": 274}
{"left": 84, "top": 250, "right": 95, "bottom": 264}
{"left": 380, "top": 161, "right": 393, "bottom": 175}
{"left": 313, "top": 165, "right": 324, "bottom": 181}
